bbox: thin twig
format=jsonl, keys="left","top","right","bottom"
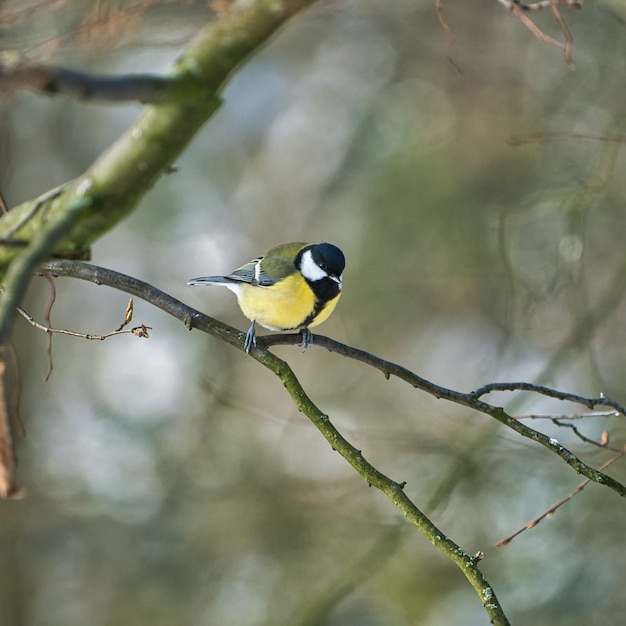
{"left": 517, "top": 410, "right": 620, "bottom": 420}
{"left": 435, "top": 0, "right": 463, "bottom": 74}
{"left": 42, "top": 272, "right": 56, "bottom": 381}
{"left": 501, "top": 0, "right": 582, "bottom": 67}
{"left": 0, "top": 184, "right": 63, "bottom": 244}
{"left": 2, "top": 343, "right": 25, "bottom": 438}
{"left": 509, "top": 3, "right": 566, "bottom": 51}
{"left": 496, "top": 450, "right": 623, "bottom": 546}
{"left": 550, "top": 2, "right": 573, "bottom": 65}
{"left": 0, "top": 192, "right": 94, "bottom": 346}
{"left": 470, "top": 381, "right": 626, "bottom": 415}
{"left": 16, "top": 300, "right": 151, "bottom": 343}
{"left": 551, "top": 419, "right": 622, "bottom": 453}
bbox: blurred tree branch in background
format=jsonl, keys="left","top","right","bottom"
{"left": 438, "top": 0, "right": 585, "bottom": 69}
{"left": 0, "top": 62, "right": 183, "bottom": 103}
{"left": 0, "top": 0, "right": 318, "bottom": 506}
{"left": 0, "top": 0, "right": 319, "bottom": 345}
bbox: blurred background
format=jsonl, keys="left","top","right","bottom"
{"left": 1, "top": 1, "right": 626, "bottom": 624}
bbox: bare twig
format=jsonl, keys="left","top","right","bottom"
{"left": 496, "top": 449, "right": 623, "bottom": 546}
{"left": 517, "top": 410, "right": 620, "bottom": 420}
{"left": 2, "top": 343, "right": 25, "bottom": 438}
{"left": 551, "top": 419, "right": 623, "bottom": 454}
{"left": 470, "top": 381, "right": 626, "bottom": 415}
{"left": 550, "top": 1, "right": 573, "bottom": 65}
{"left": 0, "top": 190, "right": 94, "bottom": 346}
{"left": 16, "top": 300, "right": 151, "bottom": 344}
{"left": 435, "top": 0, "right": 463, "bottom": 74}
{"left": 509, "top": 3, "right": 566, "bottom": 52}
{"left": 0, "top": 184, "right": 63, "bottom": 245}
{"left": 42, "top": 272, "right": 56, "bottom": 381}
{"left": 499, "top": 0, "right": 583, "bottom": 67}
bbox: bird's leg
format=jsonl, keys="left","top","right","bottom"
{"left": 301, "top": 328, "right": 313, "bottom": 352}
{"left": 245, "top": 321, "right": 257, "bottom": 353}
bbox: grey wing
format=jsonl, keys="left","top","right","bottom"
{"left": 227, "top": 257, "right": 277, "bottom": 286}
{"left": 188, "top": 258, "right": 263, "bottom": 286}
{"left": 187, "top": 275, "right": 234, "bottom": 286}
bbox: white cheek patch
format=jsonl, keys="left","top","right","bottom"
{"left": 300, "top": 249, "right": 328, "bottom": 281}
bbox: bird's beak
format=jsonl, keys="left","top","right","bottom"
{"left": 330, "top": 273, "right": 342, "bottom": 285}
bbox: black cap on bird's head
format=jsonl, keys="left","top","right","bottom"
{"left": 297, "top": 243, "right": 345, "bottom": 285}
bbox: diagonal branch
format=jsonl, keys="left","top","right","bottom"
{"left": 39, "top": 258, "right": 510, "bottom": 624}
{"left": 266, "top": 335, "right": 626, "bottom": 496}
{"left": 40, "top": 259, "right": 626, "bottom": 500}
{"left": 496, "top": 449, "right": 623, "bottom": 546}
{"left": 0, "top": 0, "right": 320, "bottom": 341}
{"left": 251, "top": 341, "right": 510, "bottom": 625}
{"left": 471, "top": 381, "right": 626, "bottom": 414}
{"left": 36, "top": 258, "right": 626, "bottom": 620}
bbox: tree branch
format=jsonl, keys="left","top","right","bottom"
{"left": 267, "top": 335, "right": 626, "bottom": 497}
{"left": 496, "top": 449, "right": 624, "bottom": 546}
{"left": 34, "top": 258, "right": 626, "bottom": 620}
{"left": 0, "top": 191, "right": 93, "bottom": 344}
{"left": 40, "top": 259, "right": 626, "bottom": 501}
{"left": 0, "top": 63, "right": 180, "bottom": 103}
{"left": 40, "top": 259, "right": 512, "bottom": 624}
{"left": 0, "top": 0, "right": 320, "bottom": 340}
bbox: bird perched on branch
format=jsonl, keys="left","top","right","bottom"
{"left": 188, "top": 242, "right": 345, "bottom": 353}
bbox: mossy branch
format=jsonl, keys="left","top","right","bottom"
{"left": 251, "top": 347, "right": 510, "bottom": 624}
{"left": 263, "top": 334, "right": 626, "bottom": 496}
{"left": 38, "top": 258, "right": 626, "bottom": 623}
{"left": 0, "top": 0, "right": 319, "bottom": 342}
{"left": 40, "top": 260, "right": 626, "bottom": 505}
{"left": 40, "top": 260, "right": 511, "bottom": 624}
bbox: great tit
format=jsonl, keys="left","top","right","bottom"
{"left": 188, "top": 242, "right": 345, "bottom": 353}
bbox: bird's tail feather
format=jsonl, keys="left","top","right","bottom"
{"left": 187, "top": 276, "right": 233, "bottom": 286}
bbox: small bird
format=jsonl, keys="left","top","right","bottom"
{"left": 188, "top": 242, "right": 345, "bottom": 353}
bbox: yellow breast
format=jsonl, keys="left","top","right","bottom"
{"left": 236, "top": 274, "right": 341, "bottom": 331}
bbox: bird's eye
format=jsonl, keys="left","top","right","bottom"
{"left": 318, "top": 262, "right": 327, "bottom": 271}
